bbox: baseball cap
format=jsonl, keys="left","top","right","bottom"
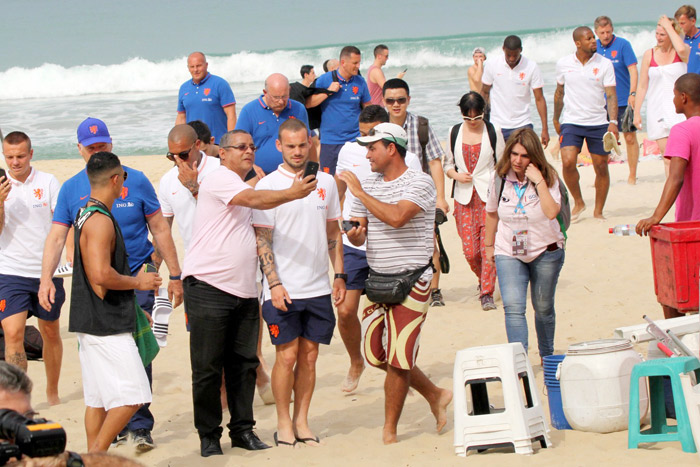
{"left": 472, "top": 47, "right": 486, "bottom": 55}
{"left": 356, "top": 123, "right": 408, "bottom": 149}
{"left": 77, "top": 117, "right": 112, "bottom": 146}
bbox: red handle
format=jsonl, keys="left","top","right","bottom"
{"left": 657, "top": 342, "right": 675, "bottom": 357}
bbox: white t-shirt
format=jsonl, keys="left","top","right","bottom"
{"left": 0, "top": 168, "right": 60, "bottom": 278}
{"left": 158, "top": 153, "right": 220, "bottom": 251}
{"left": 349, "top": 168, "right": 435, "bottom": 279}
{"left": 556, "top": 53, "right": 616, "bottom": 126}
{"left": 482, "top": 55, "right": 544, "bottom": 128}
{"left": 336, "top": 142, "right": 422, "bottom": 251}
{"left": 252, "top": 166, "right": 341, "bottom": 300}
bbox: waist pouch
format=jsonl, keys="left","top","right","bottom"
{"left": 365, "top": 262, "right": 431, "bottom": 305}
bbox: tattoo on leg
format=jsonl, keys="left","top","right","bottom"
{"left": 327, "top": 239, "right": 337, "bottom": 251}
{"left": 7, "top": 352, "right": 27, "bottom": 370}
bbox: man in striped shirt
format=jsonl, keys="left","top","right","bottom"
{"left": 338, "top": 123, "right": 452, "bottom": 444}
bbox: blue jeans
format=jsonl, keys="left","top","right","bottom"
{"left": 495, "top": 248, "right": 564, "bottom": 357}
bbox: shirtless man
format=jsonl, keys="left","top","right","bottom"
{"left": 468, "top": 47, "right": 487, "bottom": 92}
{"left": 69, "top": 151, "right": 160, "bottom": 452}
{"left": 367, "top": 45, "right": 406, "bottom": 105}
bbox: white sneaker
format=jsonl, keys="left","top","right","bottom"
{"left": 54, "top": 263, "right": 73, "bottom": 278}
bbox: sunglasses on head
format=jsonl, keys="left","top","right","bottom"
{"left": 166, "top": 144, "right": 194, "bottom": 161}
{"left": 385, "top": 97, "right": 407, "bottom": 105}
{"left": 462, "top": 113, "right": 485, "bottom": 122}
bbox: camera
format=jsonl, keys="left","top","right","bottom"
{"left": 0, "top": 409, "right": 66, "bottom": 465}
{"left": 435, "top": 208, "right": 448, "bottom": 226}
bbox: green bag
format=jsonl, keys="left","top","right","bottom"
{"left": 134, "top": 300, "right": 159, "bottom": 367}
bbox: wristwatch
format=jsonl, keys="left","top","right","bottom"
{"left": 609, "top": 120, "right": 618, "bottom": 125}
{"left": 334, "top": 273, "right": 348, "bottom": 282}
{"left": 630, "top": 92, "right": 637, "bottom": 96}
{"left": 169, "top": 274, "right": 182, "bottom": 280}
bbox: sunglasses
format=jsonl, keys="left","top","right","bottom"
{"left": 166, "top": 144, "right": 195, "bottom": 161}
{"left": 111, "top": 170, "right": 128, "bottom": 181}
{"left": 222, "top": 144, "right": 257, "bottom": 152}
{"left": 368, "top": 127, "right": 401, "bottom": 147}
{"left": 463, "top": 113, "right": 485, "bottom": 122}
{"left": 385, "top": 97, "right": 408, "bottom": 105}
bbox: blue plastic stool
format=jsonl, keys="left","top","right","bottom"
{"left": 628, "top": 357, "right": 700, "bottom": 453}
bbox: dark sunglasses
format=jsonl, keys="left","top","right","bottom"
{"left": 385, "top": 97, "right": 407, "bottom": 105}
{"left": 111, "top": 170, "right": 128, "bottom": 181}
{"left": 166, "top": 144, "right": 195, "bottom": 161}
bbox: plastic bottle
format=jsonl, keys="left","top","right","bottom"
{"left": 609, "top": 224, "right": 637, "bottom": 236}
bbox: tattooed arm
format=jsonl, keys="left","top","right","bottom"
{"left": 255, "top": 226, "right": 291, "bottom": 311}
{"left": 327, "top": 220, "right": 345, "bottom": 306}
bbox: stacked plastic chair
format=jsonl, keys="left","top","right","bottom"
{"left": 453, "top": 343, "right": 551, "bottom": 456}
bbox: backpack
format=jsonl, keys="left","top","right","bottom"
{"left": 493, "top": 175, "right": 571, "bottom": 240}
{"left": 448, "top": 120, "right": 498, "bottom": 198}
{"left": 0, "top": 326, "right": 43, "bottom": 361}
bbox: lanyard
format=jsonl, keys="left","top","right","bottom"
{"left": 512, "top": 181, "right": 528, "bottom": 214}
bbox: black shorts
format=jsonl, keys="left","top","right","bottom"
{"left": 0, "top": 274, "right": 64, "bottom": 321}
{"left": 262, "top": 295, "right": 335, "bottom": 346}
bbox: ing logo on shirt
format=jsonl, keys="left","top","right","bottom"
{"left": 204, "top": 88, "right": 211, "bottom": 96}
{"left": 0, "top": 300, "right": 5, "bottom": 312}
{"left": 33, "top": 188, "right": 43, "bottom": 200}
{"left": 352, "top": 86, "right": 359, "bottom": 95}
{"left": 519, "top": 72, "right": 525, "bottom": 80}
{"left": 611, "top": 50, "right": 618, "bottom": 58}
{"left": 268, "top": 324, "right": 280, "bottom": 338}
{"left": 317, "top": 187, "right": 326, "bottom": 201}
{"left": 593, "top": 68, "right": 599, "bottom": 76}
{"left": 120, "top": 186, "right": 128, "bottom": 200}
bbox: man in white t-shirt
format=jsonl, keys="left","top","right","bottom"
{"left": 0, "top": 131, "right": 64, "bottom": 406}
{"left": 482, "top": 35, "right": 550, "bottom": 146}
{"left": 338, "top": 123, "right": 452, "bottom": 445}
{"left": 554, "top": 26, "right": 619, "bottom": 220}
{"left": 253, "top": 119, "right": 345, "bottom": 447}
{"left": 159, "top": 124, "right": 220, "bottom": 252}
{"left": 334, "top": 105, "right": 422, "bottom": 393}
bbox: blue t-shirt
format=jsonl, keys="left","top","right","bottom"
{"left": 597, "top": 35, "right": 637, "bottom": 103}
{"left": 53, "top": 166, "right": 161, "bottom": 273}
{"left": 684, "top": 30, "right": 700, "bottom": 74}
{"left": 235, "top": 96, "right": 309, "bottom": 174}
{"left": 315, "top": 71, "right": 371, "bottom": 144}
{"left": 177, "top": 73, "right": 236, "bottom": 144}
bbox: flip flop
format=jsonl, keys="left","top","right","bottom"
{"left": 295, "top": 435, "right": 320, "bottom": 445}
{"left": 274, "top": 432, "right": 296, "bottom": 447}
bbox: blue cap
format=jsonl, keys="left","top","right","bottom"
{"left": 77, "top": 117, "right": 112, "bottom": 146}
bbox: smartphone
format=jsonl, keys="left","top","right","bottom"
{"left": 342, "top": 220, "right": 360, "bottom": 232}
{"left": 143, "top": 263, "right": 158, "bottom": 273}
{"left": 402, "top": 68, "right": 408, "bottom": 73}
{"left": 0, "top": 168, "right": 6, "bottom": 180}
{"left": 302, "top": 161, "right": 319, "bottom": 180}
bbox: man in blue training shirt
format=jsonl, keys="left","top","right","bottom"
{"left": 676, "top": 5, "right": 700, "bottom": 74}
{"left": 176, "top": 52, "right": 237, "bottom": 144}
{"left": 236, "top": 73, "right": 313, "bottom": 176}
{"left": 38, "top": 117, "right": 183, "bottom": 453}
{"left": 306, "top": 46, "right": 371, "bottom": 175}
{"left": 594, "top": 15, "right": 640, "bottom": 184}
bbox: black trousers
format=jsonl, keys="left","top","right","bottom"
{"left": 184, "top": 276, "right": 260, "bottom": 439}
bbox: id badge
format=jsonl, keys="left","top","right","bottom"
{"left": 511, "top": 214, "right": 528, "bottom": 256}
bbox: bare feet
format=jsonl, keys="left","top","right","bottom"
{"left": 430, "top": 388, "right": 453, "bottom": 433}
{"left": 593, "top": 212, "right": 606, "bottom": 220}
{"left": 47, "top": 392, "right": 61, "bottom": 406}
{"left": 382, "top": 427, "right": 398, "bottom": 445}
{"left": 341, "top": 363, "right": 365, "bottom": 393}
{"left": 627, "top": 176, "right": 637, "bottom": 185}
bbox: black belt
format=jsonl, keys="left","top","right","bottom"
{"left": 546, "top": 243, "right": 559, "bottom": 251}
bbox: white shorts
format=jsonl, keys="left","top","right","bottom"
{"left": 77, "top": 333, "right": 152, "bottom": 410}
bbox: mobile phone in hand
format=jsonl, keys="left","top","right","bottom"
{"left": 303, "top": 161, "right": 319, "bottom": 180}
{"left": 0, "top": 169, "right": 6, "bottom": 180}
{"left": 342, "top": 220, "right": 360, "bottom": 232}
{"left": 143, "top": 263, "right": 158, "bottom": 273}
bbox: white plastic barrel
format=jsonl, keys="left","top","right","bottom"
{"left": 560, "top": 339, "right": 648, "bottom": 433}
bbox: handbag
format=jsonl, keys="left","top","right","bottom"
{"left": 364, "top": 262, "right": 432, "bottom": 305}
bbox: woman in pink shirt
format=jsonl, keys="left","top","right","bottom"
{"left": 484, "top": 128, "right": 565, "bottom": 358}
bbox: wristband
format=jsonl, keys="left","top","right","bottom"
{"left": 334, "top": 273, "right": 348, "bottom": 282}
{"left": 169, "top": 275, "right": 181, "bottom": 280}
{"left": 269, "top": 282, "right": 283, "bottom": 289}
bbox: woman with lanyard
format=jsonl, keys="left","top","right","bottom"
{"left": 484, "top": 128, "right": 565, "bottom": 359}
{"left": 444, "top": 92, "right": 504, "bottom": 310}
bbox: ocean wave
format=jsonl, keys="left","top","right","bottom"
{"left": 0, "top": 26, "right": 656, "bottom": 100}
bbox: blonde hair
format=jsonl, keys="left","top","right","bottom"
{"left": 659, "top": 15, "right": 682, "bottom": 35}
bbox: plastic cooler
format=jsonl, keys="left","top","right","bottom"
{"left": 649, "top": 221, "right": 700, "bottom": 312}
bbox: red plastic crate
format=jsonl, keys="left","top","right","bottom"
{"left": 649, "top": 221, "right": 700, "bottom": 312}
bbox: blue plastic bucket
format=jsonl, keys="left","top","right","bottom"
{"left": 542, "top": 354, "right": 572, "bottom": 430}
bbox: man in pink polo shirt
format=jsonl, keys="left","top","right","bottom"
{"left": 637, "top": 73, "right": 700, "bottom": 317}
{"left": 182, "top": 129, "right": 316, "bottom": 457}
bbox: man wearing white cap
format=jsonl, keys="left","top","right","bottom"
{"left": 469, "top": 47, "right": 487, "bottom": 92}
{"left": 338, "top": 123, "right": 452, "bottom": 445}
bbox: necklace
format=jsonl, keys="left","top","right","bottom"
{"left": 88, "top": 197, "right": 110, "bottom": 212}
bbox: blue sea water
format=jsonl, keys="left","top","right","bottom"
{"left": 0, "top": 0, "right": 663, "bottom": 159}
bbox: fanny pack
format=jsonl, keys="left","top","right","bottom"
{"left": 364, "top": 262, "right": 432, "bottom": 305}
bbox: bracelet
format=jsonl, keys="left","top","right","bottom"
{"left": 269, "top": 282, "right": 283, "bottom": 289}
{"left": 169, "top": 274, "right": 181, "bottom": 280}
{"left": 485, "top": 244, "right": 494, "bottom": 247}
{"left": 535, "top": 179, "right": 544, "bottom": 188}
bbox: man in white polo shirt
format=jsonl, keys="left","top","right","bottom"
{"left": 0, "top": 131, "right": 64, "bottom": 406}
{"left": 482, "top": 35, "right": 550, "bottom": 146}
{"left": 159, "top": 124, "right": 220, "bottom": 252}
{"left": 554, "top": 26, "right": 619, "bottom": 220}
{"left": 334, "top": 105, "right": 422, "bottom": 393}
{"left": 253, "top": 118, "right": 345, "bottom": 447}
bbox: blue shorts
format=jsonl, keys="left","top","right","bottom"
{"left": 0, "top": 274, "right": 65, "bottom": 321}
{"left": 344, "top": 244, "right": 369, "bottom": 290}
{"left": 319, "top": 143, "right": 344, "bottom": 176}
{"left": 262, "top": 295, "right": 335, "bottom": 346}
{"left": 559, "top": 123, "right": 609, "bottom": 155}
{"left": 501, "top": 124, "right": 534, "bottom": 142}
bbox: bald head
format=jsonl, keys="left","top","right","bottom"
{"left": 187, "top": 52, "right": 208, "bottom": 83}
{"left": 676, "top": 73, "right": 700, "bottom": 103}
{"left": 263, "top": 73, "right": 291, "bottom": 113}
{"left": 573, "top": 26, "right": 592, "bottom": 42}
{"left": 168, "top": 124, "right": 198, "bottom": 146}
{"left": 265, "top": 73, "right": 289, "bottom": 91}
{"left": 188, "top": 51, "right": 206, "bottom": 62}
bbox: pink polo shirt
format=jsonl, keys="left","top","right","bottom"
{"left": 182, "top": 166, "right": 258, "bottom": 298}
{"left": 664, "top": 116, "right": 700, "bottom": 222}
{"left": 485, "top": 170, "right": 565, "bottom": 263}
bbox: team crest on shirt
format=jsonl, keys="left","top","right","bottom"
{"left": 611, "top": 50, "right": 618, "bottom": 58}
{"left": 352, "top": 86, "right": 359, "bottom": 95}
{"left": 33, "top": 188, "right": 43, "bottom": 200}
{"left": 268, "top": 324, "right": 280, "bottom": 338}
{"left": 0, "top": 300, "right": 5, "bottom": 312}
{"left": 519, "top": 72, "right": 525, "bottom": 80}
{"left": 593, "top": 68, "right": 599, "bottom": 76}
{"left": 204, "top": 88, "right": 211, "bottom": 96}
{"left": 316, "top": 187, "right": 326, "bottom": 201}
{"left": 120, "top": 186, "right": 128, "bottom": 200}
{"left": 89, "top": 125, "right": 98, "bottom": 134}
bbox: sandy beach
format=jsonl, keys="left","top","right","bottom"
{"left": 22, "top": 151, "right": 698, "bottom": 466}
